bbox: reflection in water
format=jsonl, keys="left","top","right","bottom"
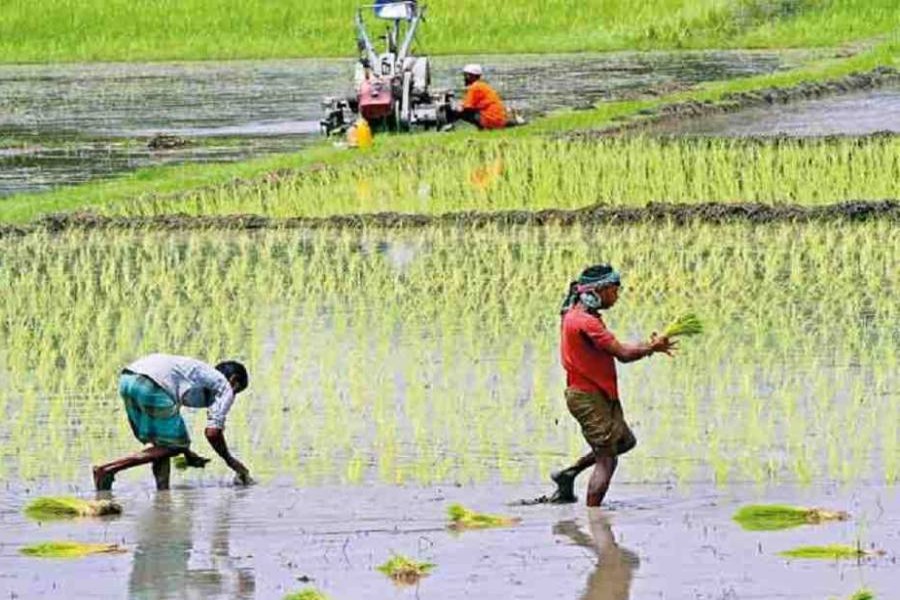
{"left": 555, "top": 513, "right": 639, "bottom": 600}
{"left": 129, "top": 493, "right": 255, "bottom": 600}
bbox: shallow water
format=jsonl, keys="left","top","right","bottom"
{"left": 1, "top": 481, "right": 896, "bottom": 599}
{"left": 654, "top": 87, "right": 900, "bottom": 137}
{"left": 0, "top": 50, "right": 807, "bottom": 196}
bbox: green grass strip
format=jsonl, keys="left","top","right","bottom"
{"left": 1, "top": 0, "right": 896, "bottom": 63}
{"left": 532, "top": 40, "right": 899, "bottom": 133}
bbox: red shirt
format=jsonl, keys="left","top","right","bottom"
{"left": 560, "top": 304, "right": 619, "bottom": 399}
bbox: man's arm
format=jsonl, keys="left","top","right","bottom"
{"left": 582, "top": 321, "right": 676, "bottom": 364}
{"left": 205, "top": 427, "right": 252, "bottom": 484}
{"left": 607, "top": 334, "right": 676, "bottom": 363}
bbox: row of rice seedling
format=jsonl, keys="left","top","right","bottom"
{"left": 5, "top": 0, "right": 893, "bottom": 62}
{"left": 0, "top": 221, "right": 896, "bottom": 486}
{"left": 108, "top": 136, "right": 900, "bottom": 218}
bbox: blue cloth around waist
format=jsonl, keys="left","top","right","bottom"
{"left": 119, "top": 372, "right": 190, "bottom": 448}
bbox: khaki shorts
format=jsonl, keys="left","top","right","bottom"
{"left": 566, "top": 388, "right": 637, "bottom": 457}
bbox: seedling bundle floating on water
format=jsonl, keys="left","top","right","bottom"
{"left": 283, "top": 589, "right": 330, "bottom": 600}
{"left": 447, "top": 503, "right": 521, "bottom": 531}
{"left": 662, "top": 313, "right": 703, "bottom": 338}
{"left": 779, "top": 544, "right": 880, "bottom": 560}
{"left": 377, "top": 555, "right": 435, "bottom": 584}
{"left": 733, "top": 504, "right": 849, "bottom": 531}
{"left": 20, "top": 541, "right": 126, "bottom": 559}
{"left": 24, "top": 496, "right": 122, "bottom": 521}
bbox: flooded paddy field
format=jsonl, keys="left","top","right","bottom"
{"left": 0, "top": 50, "right": 808, "bottom": 196}
{"left": 1, "top": 483, "right": 898, "bottom": 599}
{"left": 655, "top": 86, "right": 900, "bottom": 137}
{"left": 0, "top": 223, "right": 896, "bottom": 598}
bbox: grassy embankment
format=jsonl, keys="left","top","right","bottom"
{"left": 1, "top": 0, "right": 896, "bottom": 63}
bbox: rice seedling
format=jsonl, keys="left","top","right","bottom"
{"left": 283, "top": 589, "right": 330, "bottom": 600}
{"left": 733, "top": 504, "right": 849, "bottom": 531}
{"left": 376, "top": 554, "right": 435, "bottom": 584}
{"left": 848, "top": 590, "right": 875, "bottom": 600}
{"left": 24, "top": 497, "right": 122, "bottom": 520}
{"left": 447, "top": 503, "right": 521, "bottom": 530}
{"left": 20, "top": 541, "right": 126, "bottom": 559}
{"left": 779, "top": 544, "right": 878, "bottom": 560}
{"left": 0, "top": 221, "right": 895, "bottom": 487}
{"left": 662, "top": 313, "right": 703, "bottom": 338}
{"left": 106, "top": 136, "right": 900, "bottom": 218}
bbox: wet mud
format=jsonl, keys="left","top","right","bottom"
{"left": 569, "top": 66, "right": 900, "bottom": 138}
{"left": 653, "top": 87, "right": 900, "bottom": 137}
{"left": 2, "top": 199, "right": 896, "bottom": 238}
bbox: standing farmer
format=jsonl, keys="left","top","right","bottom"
{"left": 552, "top": 265, "right": 675, "bottom": 506}
{"left": 93, "top": 353, "right": 252, "bottom": 491}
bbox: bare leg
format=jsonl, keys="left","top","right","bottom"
{"left": 152, "top": 456, "right": 172, "bottom": 490}
{"left": 550, "top": 451, "right": 595, "bottom": 503}
{"left": 586, "top": 456, "right": 618, "bottom": 507}
{"left": 93, "top": 446, "right": 180, "bottom": 491}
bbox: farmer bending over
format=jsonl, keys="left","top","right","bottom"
{"left": 449, "top": 64, "right": 508, "bottom": 130}
{"left": 551, "top": 265, "right": 675, "bottom": 506}
{"left": 93, "top": 353, "right": 252, "bottom": 491}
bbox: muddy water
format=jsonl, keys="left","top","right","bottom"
{"left": 0, "top": 50, "right": 807, "bottom": 196}
{"left": 1, "top": 482, "right": 897, "bottom": 599}
{"left": 655, "top": 87, "right": 900, "bottom": 137}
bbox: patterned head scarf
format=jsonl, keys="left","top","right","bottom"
{"left": 560, "top": 264, "right": 621, "bottom": 314}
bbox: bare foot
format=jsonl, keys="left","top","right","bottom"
{"left": 92, "top": 466, "right": 115, "bottom": 491}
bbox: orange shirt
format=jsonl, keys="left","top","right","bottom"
{"left": 560, "top": 305, "right": 620, "bottom": 399}
{"left": 462, "top": 80, "right": 507, "bottom": 129}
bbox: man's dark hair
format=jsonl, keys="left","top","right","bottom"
{"left": 580, "top": 264, "right": 615, "bottom": 282}
{"left": 216, "top": 361, "right": 249, "bottom": 393}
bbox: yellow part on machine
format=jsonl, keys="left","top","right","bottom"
{"left": 347, "top": 118, "right": 373, "bottom": 149}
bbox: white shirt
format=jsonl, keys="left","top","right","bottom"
{"left": 126, "top": 353, "right": 235, "bottom": 430}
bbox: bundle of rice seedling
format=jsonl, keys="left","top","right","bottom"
{"left": 849, "top": 590, "right": 875, "bottom": 600}
{"left": 283, "top": 589, "right": 330, "bottom": 600}
{"left": 779, "top": 544, "right": 877, "bottom": 560}
{"left": 376, "top": 555, "right": 435, "bottom": 584}
{"left": 447, "top": 503, "right": 520, "bottom": 530}
{"left": 20, "top": 541, "right": 126, "bottom": 558}
{"left": 24, "top": 497, "right": 122, "bottom": 520}
{"left": 733, "top": 504, "right": 849, "bottom": 531}
{"left": 662, "top": 313, "right": 703, "bottom": 338}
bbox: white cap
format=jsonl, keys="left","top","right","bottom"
{"left": 462, "top": 64, "right": 483, "bottom": 76}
